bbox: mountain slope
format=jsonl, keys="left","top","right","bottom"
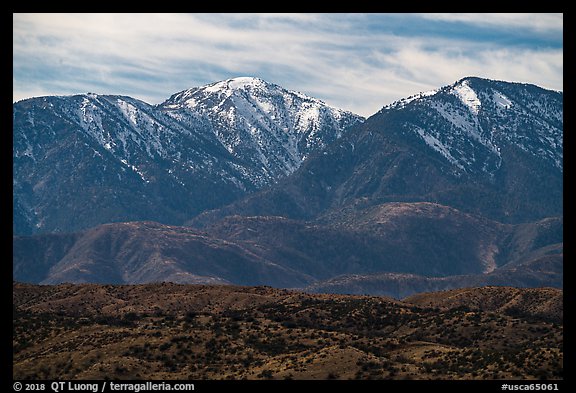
{"left": 191, "top": 77, "right": 562, "bottom": 226}
{"left": 13, "top": 221, "right": 312, "bottom": 287}
{"left": 205, "top": 202, "right": 507, "bottom": 279}
{"left": 301, "top": 213, "right": 562, "bottom": 298}
{"left": 405, "top": 286, "right": 563, "bottom": 323}
{"left": 303, "top": 252, "right": 562, "bottom": 299}
{"left": 13, "top": 204, "right": 562, "bottom": 293}
{"left": 13, "top": 78, "right": 363, "bottom": 235}
{"left": 13, "top": 203, "right": 503, "bottom": 285}
{"left": 13, "top": 77, "right": 563, "bottom": 297}
{"left": 13, "top": 93, "right": 234, "bottom": 234}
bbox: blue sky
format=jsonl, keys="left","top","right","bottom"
{"left": 13, "top": 13, "right": 563, "bottom": 117}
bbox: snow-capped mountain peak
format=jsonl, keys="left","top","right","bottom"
{"left": 166, "top": 77, "right": 269, "bottom": 105}
{"left": 160, "top": 77, "right": 364, "bottom": 183}
{"left": 381, "top": 77, "right": 562, "bottom": 175}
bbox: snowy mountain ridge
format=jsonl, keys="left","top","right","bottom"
{"left": 13, "top": 76, "right": 563, "bottom": 297}
{"left": 17, "top": 93, "right": 223, "bottom": 186}
{"left": 16, "top": 78, "right": 363, "bottom": 190}
{"left": 13, "top": 77, "right": 363, "bottom": 234}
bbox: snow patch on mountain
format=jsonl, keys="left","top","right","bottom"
{"left": 20, "top": 77, "right": 362, "bottom": 200}
{"left": 77, "top": 96, "right": 105, "bottom": 143}
{"left": 387, "top": 89, "right": 439, "bottom": 109}
{"left": 452, "top": 79, "right": 481, "bottom": 114}
{"left": 493, "top": 91, "right": 512, "bottom": 109}
{"left": 413, "top": 125, "right": 465, "bottom": 170}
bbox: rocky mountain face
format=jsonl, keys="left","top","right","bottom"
{"left": 13, "top": 77, "right": 362, "bottom": 235}
{"left": 13, "top": 77, "right": 563, "bottom": 297}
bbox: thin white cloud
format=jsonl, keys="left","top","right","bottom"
{"left": 418, "top": 13, "right": 563, "bottom": 33}
{"left": 13, "top": 13, "right": 563, "bottom": 117}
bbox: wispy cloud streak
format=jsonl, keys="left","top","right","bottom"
{"left": 13, "top": 13, "right": 563, "bottom": 116}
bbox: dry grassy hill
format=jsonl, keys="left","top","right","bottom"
{"left": 405, "top": 286, "right": 563, "bottom": 323}
{"left": 13, "top": 283, "right": 562, "bottom": 380}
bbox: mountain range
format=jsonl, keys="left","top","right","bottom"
{"left": 192, "top": 77, "right": 562, "bottom": 226}
{"left": 13, "top": 76, "right": 563, "bottom": 297}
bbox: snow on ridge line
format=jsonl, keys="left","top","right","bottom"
{"left": 152, "top": 77, "right": 365, "bottom": 185}
{"left": 201, "top": 77, "right": 268, "bottom": 95}
{"left": 228, "top": 76, "right": 266, "bottom": 90}
{"left": 175, "top": 78, "right": 361, "bottom": 129}
{"left": 383, "top": 88, "right": 440, "bottom": 110}
{"left": 25, "top": 79, "right": 364, "bottom": 189}
{"left": 163, "top": 77, "right": 363, "bottom": 123}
